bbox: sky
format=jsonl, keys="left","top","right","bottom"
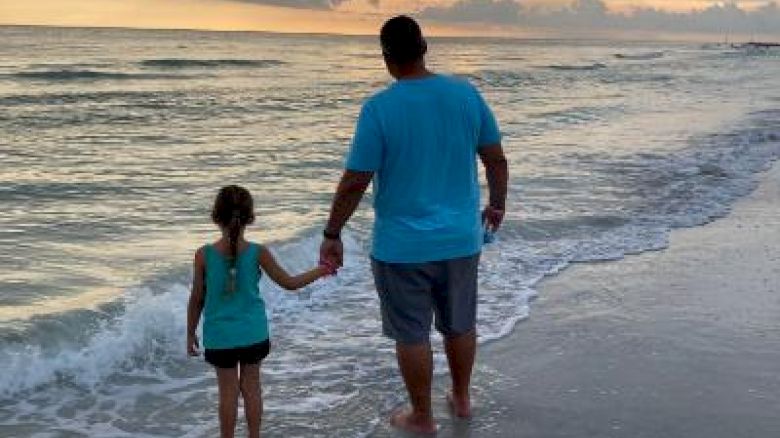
{"left": 1, "top": 0, "right": 779, "bottom": 39}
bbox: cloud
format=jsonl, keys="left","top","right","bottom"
{"left": 420, "top": 0, "right": 780, "bottom": 35}
{"left": 421, "top": 0, "right": 521, "bottom": 24}
{"left": 234, "top": 0, "right": 383, "bottom": 10}
{"left": 234, "top": 0, "right": 348, "bottom": 10}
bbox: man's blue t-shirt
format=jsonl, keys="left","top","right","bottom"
{"left": 346, "top": 74, "right": 501, "bottom": 263}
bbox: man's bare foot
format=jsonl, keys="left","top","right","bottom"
{"left": 389, "top": 408, "right": 438, "bottom": 435}
{"left": 446, "top": 391, "right": 472, "bottom": 419}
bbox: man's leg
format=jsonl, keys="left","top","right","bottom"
{"left": 444, "top": 329, "right": 476, "bottom": 418}
{"left": 434, "top": 253, "right": 480, "bottom": 419}
{"left": 372, "top": 258, "right": 438, "bottom": 434}
{"left": 392, "top": 341, "right": 437, "bottom": 434}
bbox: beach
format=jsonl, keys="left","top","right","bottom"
{"left": 2, "top": 26, "right": 780, "bottom": 436}
{"left": 462, "top": 162, "right": 779, "bottom": 437}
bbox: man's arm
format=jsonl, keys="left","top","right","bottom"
{"left": 478, "top": 144, "right": 508, "bottom": 231}
{"left": 321, "top": 169, "right": 374, "bottom": 267}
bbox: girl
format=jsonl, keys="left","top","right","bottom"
{"left": 187, "top": 185, "right": 335, "bottom": 438}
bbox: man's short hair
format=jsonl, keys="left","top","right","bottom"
{"left": 380, "top": 16, "right": 427, "bottom": 65}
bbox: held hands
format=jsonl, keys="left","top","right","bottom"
{"left": 187, "top": 333, "right": 200, "bottom": 357}
{"left": 319, "top": 236, "right": 344, "bottom": 271}
{"left": 319, "top": 259, "right": 339, "bottom": 277}
{"left": 482, "top": 205, "right": 505, "bottom": 233}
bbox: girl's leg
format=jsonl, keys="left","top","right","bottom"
{"left": 239, "top": 363, "right": 262, "bottom": 438}
{"left": 216, "top": 367, "right": 240, "bottom": 438}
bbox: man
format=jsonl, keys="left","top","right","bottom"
{"left": 320, "top": 15, "right": 508, "bottom": 435}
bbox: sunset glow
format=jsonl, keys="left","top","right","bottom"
{"left": 1, "top": 0, "right": 778, "bottom": 38}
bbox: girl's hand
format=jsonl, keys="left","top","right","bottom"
{"left": 319, "top": 260, "right": 339, "bottom": 277}
{"left": 187, "top": 333, "right": 200, "bottom": 356}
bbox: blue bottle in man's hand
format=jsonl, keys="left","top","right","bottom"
{"left": 483, "top": 223, "right": 496, "bottom": 244}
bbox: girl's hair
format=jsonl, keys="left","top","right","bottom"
{"left": 211, "top": 185, "right": 255, "bottom": 263}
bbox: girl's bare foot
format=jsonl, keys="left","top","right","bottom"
{"left": 389, "top": 408, "right": 438, "bottom": 435}
{"left": 446, "top": 391, "right": 472, "bottom": 419}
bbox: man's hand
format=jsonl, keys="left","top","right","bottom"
{"left": 320, "top": 170, "right": 372, "bottom": 270}
{"left": 478, "top": 144, "right": 508, "bottom": 233}
{"left": 320, "top": 237, "right": 344, "bottom": 269}
{"left": 187, "top": 333, "right": 200, "bottom": 357}
{"left": 482, "top": 205, "right": 505, "bottom": 233}
{"left": 319, "top": 259, "right": 339, "bottom": 276}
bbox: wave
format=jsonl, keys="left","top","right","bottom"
{"left": 2, "top": 104, "right": 779, "bottom": 434}
{"left": 0, "top": 90, "right": 182, "bottom": 107}
{"left": 5, "top": 112, "right": 777, "bottom": 397}
{"left": 528, "top": 104, "right": 618, "bottom": 125}
{"left": 614, "top": 51, "right": 665, "bottom": 61}
{"left": 495, "top": 55, "right": 526, "bottom": 62}
{"left": 544, "top": 63, "right": 607, "bottom": 71}
{"left": 0, "top": 232, "right": 354, "bottom": 397}
{"left": 139, "top": 58, "right": 285, "bottom": 69}
{"left": 597, "top": 72, "right": 675, "bottom": 85}
{"left": 25, "top": 62, "right": 116, "bottom": 69}
{"left": 0, "top": 284, "right": 189, "bottom": 396}
{"left": 460, "top": 70, "right": 540, "bottom": 88}
{"left": 7, "top": 69, "right": 187, "bottom": 81}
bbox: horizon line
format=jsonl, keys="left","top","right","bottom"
{"left": 0, "top": 23, "right": 738, "bottom": 46}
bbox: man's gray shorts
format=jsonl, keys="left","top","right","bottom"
{"left": 370, "top": 253, "right": 480, "bottom": 345}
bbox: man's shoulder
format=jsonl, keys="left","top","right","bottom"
{"left": 359, "top": 85, "right": 407, "bottom": 117}
{"left": 433, "top": 74, "right": 479, "bottom": 95}
{"left": 439, "top": 73, "right": 475, "bottom": 87}
{"left": 363, "top": 84, "right": 395, "bottom": 106}
{"left": 364, "top": 75, "right": 477, "bottom": 104}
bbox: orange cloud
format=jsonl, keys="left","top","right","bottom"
{"left": 0, "top": 0, "right": 375, "bottom": 33}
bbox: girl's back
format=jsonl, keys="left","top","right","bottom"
{"left": 202, "top": 242, "right": 268, "bottom": 350}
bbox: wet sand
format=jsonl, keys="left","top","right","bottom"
{"left": 374, "top": 162, "right": 780, "bottom": 437}
{"left": 476, "top": 163, "right": 780, "bottom": 438}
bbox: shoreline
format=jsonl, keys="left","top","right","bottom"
{"left": 472, "top": 162, "right": 780, "bottom": 437}
{"left": 372, "top": 162, "right": 780, "bottom": 437}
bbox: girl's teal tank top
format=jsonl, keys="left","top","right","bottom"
{"left": 202, "top": 242, "right": 269, "bottom": 349}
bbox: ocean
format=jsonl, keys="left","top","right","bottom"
{"left": 1, "top": 25, "right": 778, "bottom": 437}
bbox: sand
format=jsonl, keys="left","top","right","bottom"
{"left": 374, "top": 163, "right": 780, "bottom": 437}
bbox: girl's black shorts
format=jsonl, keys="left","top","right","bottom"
{"left": 204, "top": 339, "right": 270, "bottom": 369}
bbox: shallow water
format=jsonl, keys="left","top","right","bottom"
{"left": 1, "top": 26, "right": 779, "bottom": 436}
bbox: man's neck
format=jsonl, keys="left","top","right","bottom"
{"left": 396, "top": 62, "right": 432, "bottom": 80}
